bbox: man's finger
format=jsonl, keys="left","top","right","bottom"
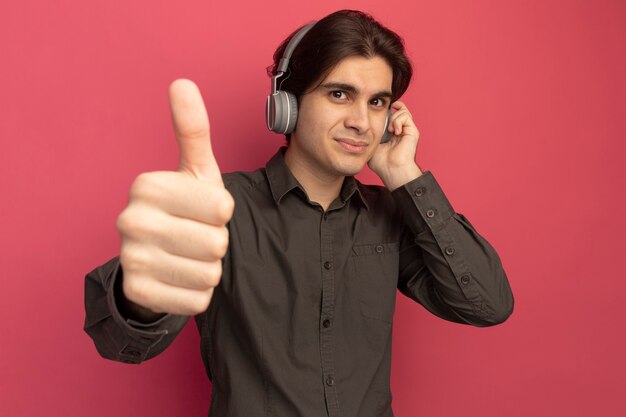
{"left": 169, "top": 79, "right": 223, "bottom": 184}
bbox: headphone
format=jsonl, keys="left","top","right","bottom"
{"left": 265, "top": 22, "right": 393, "bottom": 143}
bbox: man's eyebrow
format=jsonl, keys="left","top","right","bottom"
{"left": 319, "top": 82, "right": 392, "bottom": 99}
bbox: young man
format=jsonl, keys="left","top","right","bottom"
{"left": 84, "top": 10, "right": 514, "bottom": 417}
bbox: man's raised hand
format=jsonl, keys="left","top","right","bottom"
{"left": 116, "top": 79, "right": 234, "bottom": 317}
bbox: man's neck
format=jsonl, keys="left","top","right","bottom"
{"left": 283, "top": 146, "right": 344, "bottom": 212}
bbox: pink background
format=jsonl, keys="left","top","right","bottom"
{"left": 1, "top": 0, "right": 625, "bottom": 416}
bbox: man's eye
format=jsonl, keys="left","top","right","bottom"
{"left": 331, "top": 91, "right": 346, "bottom": 100}
{"left": 371, "top": 98, "right": 386, "bottom": 107}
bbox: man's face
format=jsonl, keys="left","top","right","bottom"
{"left": 289, "top": 55, "right": 393, "bottom": 179}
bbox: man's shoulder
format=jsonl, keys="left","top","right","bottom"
{"left": 222, "top": 168, "right": 268, "bottom": 193}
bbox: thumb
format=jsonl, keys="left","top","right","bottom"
{"left": 169, "top": 79, "right": 223, "bottom": 185}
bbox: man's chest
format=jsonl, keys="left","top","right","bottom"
{"left": 221, "top": 200, "right": 404, "bottom": 327}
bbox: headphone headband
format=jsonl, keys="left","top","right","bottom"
{"left": 271, "top": 23, "right": 316, "bottom": 95}
{"left": 277, "top": 23, "right": 316, "bottom": 74}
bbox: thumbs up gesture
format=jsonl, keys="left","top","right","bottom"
{"left": 116, "top": 80, "right": 234, "bottom": 317}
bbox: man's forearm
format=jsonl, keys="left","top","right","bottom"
{"left": 84, "top": 256, "right": 189, "bottom": 364}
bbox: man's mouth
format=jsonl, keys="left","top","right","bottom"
{"left": 335, "top": 138, "right": 369, "bottom": 154}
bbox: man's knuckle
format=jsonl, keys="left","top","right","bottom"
{"left": 116, "top": 210, "right": 132, "bottom": 234}
{"left": 209, "top": 188, "right": 233, "bottom": 222}
{"left": 122, "top": 246, "right": 151, "bottom": 272}
{"left": 221, "top": 191, "right": 235, "bottom": 219}
{"left": 215, "top": 229, "right": 229, "bottom": 257}
{"left": 191, "top": 293, "right": 211, "bottom": 313}
{"left": 131, "top": 172, "right": 170, "bottom": 203}
{"left": 135, "top": 213, "right": 159, "bottom": 240}
{"left": 206, "top": 263, "right": 222, "bottom": 287}
{"left": 119, "top": 244, "right": 138, "bottom": 269}
{"left": 123, "top": 275, "right": 143, "bottom": 301}
{"left": 195, "top": 264, "right": 214, "bottom": 288}
{"left": 130, "top": 173, "right": 151, "bottom": 198}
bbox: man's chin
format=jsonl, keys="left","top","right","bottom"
{"left": 333, "top": 161, "right": 367, "bottom": 177}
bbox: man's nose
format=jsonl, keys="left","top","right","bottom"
{"left": 344, "top": 102, "right": 370, "bottom": 135}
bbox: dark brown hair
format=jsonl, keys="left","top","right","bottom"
{"left": 267, "top": 9, "right": 413, "bottom": 143}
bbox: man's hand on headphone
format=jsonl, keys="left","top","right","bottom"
{"left": 116, "top": 79, "right": 234, "bottom": 318}
{"left": 368, "top": 100, "right": 423, "bottom": 191}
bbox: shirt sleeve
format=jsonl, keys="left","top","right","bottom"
{"left": 390, "top": 171, "right": 514, "bottom": 327}
{"left": 83, "top": 256, "right": 189, "bottom": 364}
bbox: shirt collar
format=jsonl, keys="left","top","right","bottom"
{"left": 265, "top": 146, "right": 369, "bottom": 211}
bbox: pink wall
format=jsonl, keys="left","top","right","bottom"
{"left": 1, "top": 1, "right": 624, "bottom": 416}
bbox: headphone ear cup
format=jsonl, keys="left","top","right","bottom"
{"left": 283, "top": 92, "right": 298, "bottom": 134}
{"left": 267, "top": 91, "right": 299, "bottom": 134}
{"left": 266, "top": 94, "right": 276, "bottom": 131}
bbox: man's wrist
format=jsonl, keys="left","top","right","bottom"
{"left": 382, "top": 163, "right": 424, "bottom": 191}
{"left": 114, "top": 270, "right": 168, "bottom": 323}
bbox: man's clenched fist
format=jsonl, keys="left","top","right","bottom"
{"left": 116, "top": 79, "right": 234, "bottom": 317}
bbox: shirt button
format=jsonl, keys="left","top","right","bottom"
{"left": 461, "top": 274, "right": 471, "bottom": 285}
{"left": 415, "top": 187, "right": 425, "bottom": 197}
{"left": 375, "top": 245, "right": 384, "bottom": 253}
{"left": 426, "top": 209, "right": 435, "bottom": 218}
{"left": 323, "top": 261, "right": 333, "bottom": 270}
{"left": 323, "top": 213, "right": 328, "bottom": 221}
{"left": 326, "top": 375, "right": 335, "bottom": 386}
{"left": 323, "top": 319, "right": 331, "bottom": 328}
{"left": 445, "top": 247, "right": 455, "bottom": 255}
